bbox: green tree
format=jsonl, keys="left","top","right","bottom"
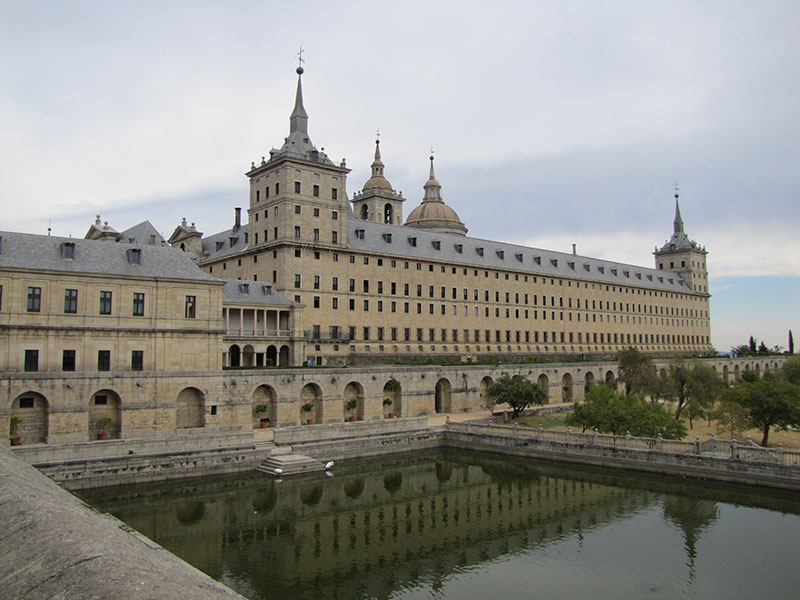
{"left": 617, "top": 347, "right": 657, "bottom": 397}
{"left": 757, "top": 341, "right": 769, "bottom": 355}
{"left": 567, "top": 386, "right": 687, "bottom": 439}
{"left": 749, "top": 336, "right": 757, "bottom": 353}
{"left": 723, "top": 374, "right": 800, "bottom": 446}
{"left": 488, "top": 375, "right": 547, "bottom": 419}
{"left": 730, "top": 344, "right": 753, "bottom": 358}
{"left": 781, "top": 356, "right": 800, "bottom": 386}
{"left": 709, "top": 398, "right": 750, "bottom": 439}
{"left": 789, "top": 330, "right": 794, "bottom": 355}
{"left": 668, "top": 360, "right": 723, "bottom": 420}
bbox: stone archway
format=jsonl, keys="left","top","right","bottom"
{"left": 480, "top": 376, "right": 494, "bottom": 409}
{"left": 279, "top": 345, "right": 290, "bottom": 366}
{"left": 584, "top": 372, "right": 595, "bottom": 396}
{"left": 176, "top": 387, "right": 205, "bottom": 429}
{"left": 266, "top": 345, "right": 278, "bottom": 367}
{"left": 10, "top": 392, "right": 49, "bottom": 445}
{"left": 242, "top": 345, "right": 255, "bottom": 367}
{"left": 343, "top": 382, "right": 364, "bottom": 421}
{"left": 734, "top": 365, "right": 740, "bottom": 383}
{"left": 435, "top": 378, "right": 452, "bottom": 414}
{"left": 383, "top": 379, "right": 402, "bottom": 418}
{"left": 537, "top": 374, "right": 550, "bottom": 404}
{"left": 300, "top": 383, "right": 322, "bottom": 425}
{"left": 722, "top": 365, "right": 729, "bottom": 384}
{"left": 252, "top": 385, "right": 277, "bottom": 428}
{"left": 562, "top": 373, "right": 574, "bottom": 403}
{"left": 89, "top": 389, "right": 122, "bottom": 440}
{"left": 605, "top": 370, "right": 616, "bottom": 388}
{"left": 228, "top": 344, "right": 241, "bottom": 367}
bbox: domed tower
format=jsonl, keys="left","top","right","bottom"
{"left": 404, "top": 155, "right": 467, "bottom": 236}
{"left": 654, "top": 189, "right": 708, "bottom": 294}
{"left": 351, "top": 139, "right": 405, "bottom": 224}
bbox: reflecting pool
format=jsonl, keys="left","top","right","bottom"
{"left": 79, "top": 450, "right": 800, "bottom": 599}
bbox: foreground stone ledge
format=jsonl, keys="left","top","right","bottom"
{"left": 0, "top": 448, "right": 247, "bottom": 600}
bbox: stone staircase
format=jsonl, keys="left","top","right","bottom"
{"left": 256, "top": 446, "right": 326, "bottom": 476}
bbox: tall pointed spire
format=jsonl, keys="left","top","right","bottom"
{"left": 423, "top": 154, "right": 443, "bottom": 203}
{"left": 289, "top": 65, "right": 308, "bottom": 135}
{"left": 673, "top": 191, "right": 684, "bottom": 234}
{"left": 371, "top": 139, "right": 384, "bottom": 177}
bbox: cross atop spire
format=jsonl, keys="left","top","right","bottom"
{"left": 296, "top": 46, "right": 305, "bottom": 71}
{"left": 289, "top": 60, "right": 308, "bottom": 135}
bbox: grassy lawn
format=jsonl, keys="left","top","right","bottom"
{"left": 515, "top": 405, "right": 800, "bottom": 450}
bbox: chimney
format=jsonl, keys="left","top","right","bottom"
{"left": 234, "top": 207, "right": 241, "bottom": 230}
{"left": 572, "top": 243, "right": 577, "bottom": 256}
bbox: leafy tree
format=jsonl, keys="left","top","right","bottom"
{"left": 668, "top": 360, "right": 723, "bottom": 419}
{"left": 709, "top": 398, "right": 750, "bottom": 439}
{"left": 749, "top": 336, "right": 757, "bottom": 354}
{"left": 781, "top": 356, "right": 800, "bottom": 386}
{"left": 683, "top": 399, "right": 706, "bottom": 430}
{"left": 617, "top": 347, "right": 657, "bottom": 396}
{"left": 567, "top": 386, "right": 687, "bottom": 439}
{"left": 723, "top": 374, "right": 800, "bottom": 446}
{"left": 488, "top": 375, "right": 547, "bottom": 419}
{"left": 757, "top": 341, "right": 769, "bottom": 355}
{"left": 730, "top": 344, "right": 753, "bottom": 358}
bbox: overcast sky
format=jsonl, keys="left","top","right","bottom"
{"left": 2, "top": 0, "right": 798, "bottom": 352}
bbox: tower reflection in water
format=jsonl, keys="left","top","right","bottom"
{"left": 81, "top": 449, "right": 800, "bottom": 600}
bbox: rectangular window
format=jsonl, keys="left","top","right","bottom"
{"left": 98, "top": 350, "right": 111, "bottom": 371}
{"left": 332, "top": 231, "right": 338, "bottom": 243}
{"left": 363, "top": 327, "right": 370, "bottom": 340}
{"left": 313, "top": 184, "right": 320, "bottom": 197}
{"left": 313, "top": 296, "right": 320, "bottom": 308}
{"left": 331, "top": 188, "right": 338, "bottom": 200}
{"left": 24, "top": 349, "right": 39, "bottom": 372}
{"left": 62, "top": 349, "right": 76, "bottom": 372}
{"left": 64, "top": 289, "right": 78, "bottom": 314}
{"left": 185, "top": 295, "right": 196, "bottom": 318}
{"left": 99, "top": 291, "right": 112, "bottom": 315}
{"left": 131, "top": 350, "right": 144, "bottom": 371}
{"left": 313, "top": 275, "right": 320, "bottom": 290}
{"left": 294, "top": 182, "right": 301, "bottom": 194}
{"left": 27, "top": 286, "right": 41, "bottom": 312}
{"left": 132, "top": 292, "right": 145, "bottom": 316}
{"left": 295, "top": 274, "right": 301, "bottom": 288}
{"left": 332, "top": 277, "right": 339, "bottom": 291}
{"left": 332, "top": 297, "right": 338, "bottom": 309}
{"left": 294, "top": 226, "right": 301, "bottom": 238}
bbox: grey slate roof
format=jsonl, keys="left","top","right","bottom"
{"left": 202, "top": 225, "right": 250, "bottom": 261}
{"left": 348, "top": 219, "right": 694, "bottom": 293}
{"left": 117, "top": 221, "right": 165, "bottom": 246}
{"left": 0, "top": 231, "right": 220, "bottom": 283}
{"left": 222, "top": 279, "right": 296, "bottom": 306}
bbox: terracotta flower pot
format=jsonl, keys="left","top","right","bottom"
{"left": 260, "top": 421, "right": 268, "bottom": 428}
{"left": 348, "top": 415, "right": 356, "bottom": 422}
{"left": 10, "top": 436, "right": 21, "bottom": 446}
{"left": 98, "top": 432, "right": 107, "bottom": 440}
{"left": 388, "top": 412, "right": 395, "bottom": 418}
{"left": 306, "top": 418, "right": 313, "bottom": 425}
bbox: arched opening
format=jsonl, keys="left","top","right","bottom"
{"left": 435, "top": 462, "right": 453, "bottom": 482}
{"left": 300, "top": 383, "right": 322, "bottom": 425}
{"left": 383, "top": 379, "right": 402, "bottom": 418}
{"left": 605, "top": 370, "right": 616, "bottom": 388}
{"left": 175, "top": 501, "right": 205, "bottom": 525}
{"left": 584, "top": 372, "right": 595, "bottom": 396}
{"left": 343, "top": 381, "right": 364, "bottom": 421}
{"left": 755, "top": 363, "right": 761, "bottom": 377}
{"left": 562, "top": 373, "right": 573, "bottom": 403}
{"left": 279, "top": 345, "right": 290, "bottom": 366}
{"left": 228, "top": 344, "right": 241, "bottom": 367}
{"left": 722, "top": 365, "right": 729, "bottom": 383}
{"left": 384, "top": 203, "right": 393, "bottom": 224}
{"left": 734, "top": 365, "right": 740, "bottom": 383}
{"left": 383, "top": 472, "right": 403, "bottom": 494}
{"left": 434, "top": 378, "right": 452, "bottom": 414}
{"left": 252, "top": 385, "right": 277, "bottom": 428}
{"left": 10, "top": 392, "right": 49, "bottom": 445}
{"left": 537, "top": 374, "right": 550, "bottom": 404}
{"left": 89, "top": 390, "right": 121, "bottom": 440}
{"left": 344, "top": 478, "right": 365, "bottom": 499}
{"left": 266, "top": 345, "right": 277, "bottom": 367}
{"left": 480, "top": 376, "right": 494, "bottom": 408}
{"left": 242, "top": 344, "right": 255, "bottom": 367}
{"left": 176, "top": 387, "right": 205, "bottom": 429}
{"left": 360, "top": 204, "right": 368, "bottom": 220}
{"left": 252, "top": 485, "right": 278, "bottom": 513}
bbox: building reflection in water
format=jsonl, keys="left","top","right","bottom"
{"left": 80, "top": 449, "right": 800, "bottom": 600}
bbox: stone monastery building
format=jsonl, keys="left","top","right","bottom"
{"left": 187, "top": 66, "right": 712, "bottom": 367}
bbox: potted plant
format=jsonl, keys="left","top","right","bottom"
{"left": 346, "top": 398, "right": 358, "bottom": 421}
{"left": 383, "top": 398, "right": 394, "bottom": 418}
{"left": 254, "top": 404, "right": 268, "bottom": 428}
{"left": 96, "top": 416, "right": 112, "bottom": 440}
{"left": 9, "top": 416, "right": 21, "bottom": 446}
{"left": 301, "top": 403, "right": 314, "bottom": 425}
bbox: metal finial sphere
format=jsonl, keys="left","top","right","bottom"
{"left": 296, "top": 66, "right": 304, "bottom": 74}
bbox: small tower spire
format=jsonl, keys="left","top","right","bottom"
{"left": 673, "top": 183, "right": 684, "bottom": 234}
{"left": 423, "top": 152, "right": 443, "bottom": 203}
{"left": 289, "top": 49, "right": 308, "bottom": 135}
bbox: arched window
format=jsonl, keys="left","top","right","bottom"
{"left": 384, "top": 203, "right": 393, "bottom": 224}
{"left": 360, "top": 204, "right": 368, "bottom": 220}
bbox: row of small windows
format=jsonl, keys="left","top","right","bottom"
{"left": 292, "top": 277, "right": 707, "bottom": 319}
{"left": 254, "top": 183, "right": 338, "bottom": 203}
{"left": 16, "top": 287, "right": 196, "bottom": 318}
{"left": 23, "top": 349, "right": 144, "bottom": 373}
{"left": 307, "top": 326, "right": 708, "bottom": 347}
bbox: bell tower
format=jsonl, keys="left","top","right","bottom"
{"left": 654, "top": 188, "right": 708, "bottom": 294}
{"left": 351, "top": 138, "right": 405, "bottom": 225}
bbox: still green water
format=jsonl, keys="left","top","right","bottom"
{"left": 79, "top": 450, "right": 800, "bottom": 600}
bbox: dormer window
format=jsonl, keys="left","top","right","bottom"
{"left": 646, "top": 274, "right": 653, "bottom": 281}
{"left": 454, "top": 244, "right": 463, "bottom": 254}
{"left": 239, "top": 283, "right": 249, "bottom": 294}
{"left": 496, "top": 250, "right": 504, "bottom": 259}
{"left": 668, "top": 278, "right": 674, "bottom": 284}
{"left": 355, "top": 229, "right": 365, "bottom": 240}
{"left": 657, "top": 276, "right": 664, "bottom": 283}
{"left": 432, "top": 240, "right": 441, "bottom": 250}
{"left": 623, "top": 270, "right": 630, "bottom": 278}
{"left": 61, "top": 242, "right": 76, "bottom": 259}
{"left": 407, "top": 237, "right": 417, "bottom": 247}
{"left": 568, "top": 261, "right": 575, "bottom": 270}
{"left": 229, "top": 237, "right": 238, "bottom": 248}
{"left": 533, "top": 256, "right": 541, "bottom": 265}
{"left": 635, "top": 272, "right": 642, "bottom": 279}
{"left": 550, "top": 259, "right": 558, "bottom": 267}
{"left": 583, "top": 264, "right": 590, "bottom": 272}
{"left": 597, "top": 266, "right": 604, "bottom": 274}
{"left": 475, "top": 247, "right": 484, "bottom": 256}
{"left": 611, "top": 268, "right": 617, "bottom": 276}
{"left": 126, "top": 248, "right": 141, "bottom": 265}
{"left": 382, "top": 233, "right": 392, "bottom": 243}
{"left": 515, "top": 253, "right": 523, "bottom": 262}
